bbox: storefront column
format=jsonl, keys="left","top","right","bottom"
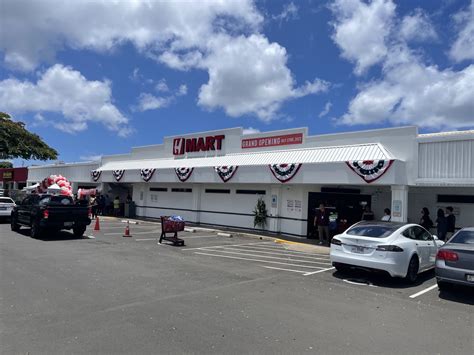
{"left": 268, "top": 186, "right": 282, "bottom": 233}
{"left": 192, "top": 185, "right": 202, "bottom": 224}
{"left": 391, "top": 185, "right": 409, "bottom": 222}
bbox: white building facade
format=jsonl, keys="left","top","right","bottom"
{"left": 27, "top": 126, "right": 474, "bottom": 237}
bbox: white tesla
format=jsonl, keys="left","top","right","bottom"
{"left": 330, "top": 221, "right": 444, "bottom": 283}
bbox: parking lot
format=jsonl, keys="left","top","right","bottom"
{"left": 1, "top": 218, "right": 473, "bottom": 354}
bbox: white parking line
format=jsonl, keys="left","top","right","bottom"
{"left": 198, "top": 249, "right": 331, "bottom": 265}
{"left": 194, "top": 252, "right": 325, "bottom": 269}
{"left": 236, "top": 244, "right": 330, "bottom": 257}
{"left": 182, "top": 235, "right": 218, "bottom": 239}
{"left": 262, "top": 266, "right": 307, "bottom": 273}
{"left": 135, "top": 238, "right": 158, "bottom": 241}
{"left": 182, "top": 241, "right": 273, "bottom": 251}
{"left": 303, "top": 267, "right": 336, "bottom": 276}
{"left": 409, "top": 284, "right": 438, "bottom": 299}
{"left": 220, "top": 246, "right": 330, "bottom": 261}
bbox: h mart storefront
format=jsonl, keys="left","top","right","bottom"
{"left": 27, "top": 126, "right": 474, "bottom": 238}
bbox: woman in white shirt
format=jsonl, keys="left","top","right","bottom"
{"left": 381, "top": 208, "right": 391, "bottom": 221}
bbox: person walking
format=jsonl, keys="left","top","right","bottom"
{"left": 446, "top": 206, "right": 456, "bottom": 240}
{"left": 381, "top": 208, "right": 391, "bottom": 221}
{"left": 436, "top": 208, "right": 448, "bottom": 242}
{"left": 314, "top": 204, "right": 330, "bottom": 245}
{"left": 419, "top": 207, "right": 433, "bottom": 231}
{"left": 113, "top": 196, "right": 120, "bottom": 217}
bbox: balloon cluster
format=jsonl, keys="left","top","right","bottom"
{"left": 36, "top": 175, "right": 73, "bottom": 196}
{"left": 77, "top": 188, "right": 97, "bottom": 200}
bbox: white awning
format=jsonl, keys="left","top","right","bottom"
{"left": 98, "top": 143, "right": 395, "bottom": 171}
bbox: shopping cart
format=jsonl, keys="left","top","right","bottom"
{"left": 159, "top": 216, "right": 185, "bottom": 246}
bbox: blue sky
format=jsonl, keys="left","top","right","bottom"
{"left": 1, "top": 0, "right": 473, "bottom": 165}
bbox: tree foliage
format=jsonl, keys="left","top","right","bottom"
{"left": 253, "top": 197, "right": 268, "bottom": 228}
{"left": 0, "top": 112, "right": 58, "bottom": 160}
{"left": 0, "top": 161, "right": 13, "bottom": 168}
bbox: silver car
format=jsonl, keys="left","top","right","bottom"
{"left": 435, "top": 227, "right": 474, "bottom": 290}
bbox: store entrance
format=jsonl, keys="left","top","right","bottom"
{"left": 307, "top": 191, "right": 372, "bottom": 238}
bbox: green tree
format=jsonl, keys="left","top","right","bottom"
{"left": 0, "top": 112, "right": 58, "bottom": 160}
{"left": 253, "top": 197, "right": 268, "bottom": 229}
{"left": 0, "top": 161, "right": 13, "bottom": 168}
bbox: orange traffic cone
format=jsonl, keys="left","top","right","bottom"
{"left": 123, "top": 221, "right": 132, "bottom": 237}
{"left": 94, "top": 217, "right": 100, "bottom": 231}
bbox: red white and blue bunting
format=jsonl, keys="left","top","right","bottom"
{"left": 175, "top": 167, "right": 193, "bottom": 182}
{"left": 112, "top": 169, "right": 125, "bottom": 182}
{"left": 269, "top": 163, "right": 302, "bottom": 183}
{"left": 91, "top": 170, "right": 101, "bottom": 182}
{"left": 214, "top": 166, "right": 238, "bottom": 182}
{"left": 346, "top": 160, "right": 394, "bottom": 183}
{"left": 140, "top": 168, "right": 156, "bottom": 182}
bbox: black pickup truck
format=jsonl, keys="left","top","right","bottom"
{"left": 11, "top": 194, "right": 92, "bottom": 238}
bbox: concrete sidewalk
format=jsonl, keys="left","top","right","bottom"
{"left": 97, "top": 216, "right": 331, "bottom": 255}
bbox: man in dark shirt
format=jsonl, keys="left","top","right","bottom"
{"left": 314, "top": 203, "right": 330, "bottom": 245}
{"left": 446, "top": 206, "right": 456, "bottom": 240}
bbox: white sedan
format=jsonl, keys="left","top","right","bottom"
{"left": 0, "top": 197, "right": 16, "bottom": 219}
{"left": 330, "top": 222, "right": 444, "bottom": 283}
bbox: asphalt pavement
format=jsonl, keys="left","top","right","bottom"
{"left": 1, "top": 218, "right": 473, "bottom": 354}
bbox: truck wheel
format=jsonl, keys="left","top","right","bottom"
{"left": 31, "top": 222, "right": 42, "bottom": 239}
{"left": 73, "top": 226, "right": 86, "bottom": 237}
{"left": 11, "top": 215, "right": 20, "bottom": 232}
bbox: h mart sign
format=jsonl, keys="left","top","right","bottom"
{"left": 173, "top": 135, "right": 225, "bottom": 155}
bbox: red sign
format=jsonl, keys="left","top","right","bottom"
{"left": 241, "top": 133, "right": 303, "bottom": 149}
{"left": 173, "top": 135, "right": 225, "bottom": 155}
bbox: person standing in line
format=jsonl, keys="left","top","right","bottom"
{"left": 314, "top": 204, "right": 330, "bottom": 246}
{"left": 98, "top": 194, "right": 105, "bottom": 216}
{"left": 113, "top": 196, "right": 120, "bottom": 217}
{"left": 419, "top": 207, "right": 433, "bottom": 231}
{"left": 436, "top": 208, "right": 448, "bottom": 242}
{"left": 446, "top": 206, "right": 456, "bottom": 240}
{"left": 361, "top": 205, "right": 375, "bottom": 221}
{"left": 381, "top": 208, "right": 391, "bottom": 221}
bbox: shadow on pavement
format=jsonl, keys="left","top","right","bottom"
{"left": 332, "top": 268, "right": 435, "bottom": 289}
{"left": 15, "top": 228, "right": 85, "bottom": 241}
{"left": 438, "top": 286, "right": 474, "bottom": 305}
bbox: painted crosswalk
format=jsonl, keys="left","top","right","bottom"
{"left": 185, "top": 242, "right": 334, "bottom": 276}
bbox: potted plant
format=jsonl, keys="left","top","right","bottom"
{"left": 253, "top": 197, "right": 268, "bottom": 229}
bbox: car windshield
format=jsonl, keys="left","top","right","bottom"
{"left": 39, "top": 196, "right": 73, "bottom": 206}
{"left": 449, "top": 231, "right": 474, "bottom": 244}
{"left": 0, "top": 197, "right": 14, "bottom": 203}
{"left": 346, "top": 224, "right": 400, "bottom": 238}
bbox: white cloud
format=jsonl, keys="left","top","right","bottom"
{"left": 273, "top": 2, "right": 299, "bottom": 23}
{"left": 318, "top": 102, "right": 332, "bottom": 118}
{"left": 198, "top": 34, "right": 329, "bottom": 121}
{"left": 1, "top": 0, "right": 262, "bottom": 71}
{"left": 450, "top": 1, "right": 474, "bottom": 62}
{"left": 177, "top": 84, "right": 188, "bottom": 96}
{"left": 339, "top": 47, "right": 474, "bottom": 129}
{"left": 136, "top": 93, "right": 172, "bottom": 112}
{"left": 0, "top": 64, "right": 131, "bottom": 136}
{"left": 330, "top": 0, "right": 396, "bottom": 75}
{"left": 155, "top": 79, "right": 169, "bottom": 93}
{"left": 242, "top": 127, "right": 261, "bottom": 135}
{"left": 399, "top": 9, "right": 437, "bottom": 42}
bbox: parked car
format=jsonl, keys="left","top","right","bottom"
{"left": 0, "top": 197, "right": 16, "bottom": 220}
{"left": 11, "top": 194, "right": 92, "bottom": 238}
{"left": 330, "top": 221, "right": 444, "bottom": 283}
{"left": 435, "top": 227, "right": 474, "bottom": 290}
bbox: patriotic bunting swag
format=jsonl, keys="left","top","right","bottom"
{"left": 269, "top": 163, "right": 302, "bottom": 183}
{"left": 346, "top": 160, "right": 394, "bottom": 183}
{"left": 140, "top": 168, "right": 156, "bottom": 182}
{"left": 175, "top": 167, "right": 193, "bottom": 182}
{"left": 91, "top": 170, "right": 101, "bottom": 182}
{"left": 214, "top": 166, "right": 238, "bottom": 182}
{"left": 112, "top": 170, "right": 125, "bottom": 182}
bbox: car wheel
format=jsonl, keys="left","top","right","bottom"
{"left": 73, "top": 226, "right": 86, "bottom": 237}
{"left": 10, "top": 215, "right": 20, "bottom": 232}
{"left": 334, "top": 263, "right": 349, "bottom": 273}
{"left": 30, "top": 222, "right": 42, "bottom": 239}
{"left": 405, "top": 255, "right": 419, "bottom": 284}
